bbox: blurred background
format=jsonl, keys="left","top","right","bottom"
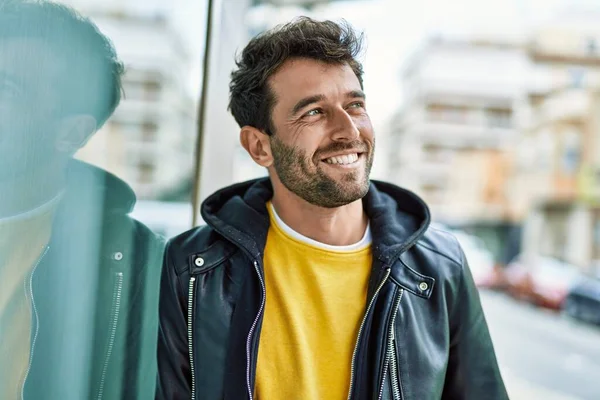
{"left": 63, "top": 0, "right": 600, "bottom": 398}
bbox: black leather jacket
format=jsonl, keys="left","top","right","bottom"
{"left": 156, "top": 178, "right": 508, "bottom": 400}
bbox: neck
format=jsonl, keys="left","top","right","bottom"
{"left": 271, "top": 184, "right": 368, "bottom": 247}
{"left": 0, "top": 163, "right": 65, "bottom": 219}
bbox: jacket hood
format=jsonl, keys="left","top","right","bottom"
{"left": 62, "top": 159, "right": 137, "bottom": 215}
{"left": 201, "top": 178, "right": 430, "bottom": 263}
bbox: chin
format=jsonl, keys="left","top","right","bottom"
{"left": 340, "top": 174, "right": 370, "bottom": 190}
{"left": 337, "top": 181, "right": 370, "bottom": 202}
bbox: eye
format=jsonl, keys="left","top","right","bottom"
{"left": 347, "top": 101, "right": 365, "bottom": 110}
{"left": 305, "top": 108, "right": 323, "bottom": 117}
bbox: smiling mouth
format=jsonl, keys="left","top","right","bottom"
{"left": 322, "top": 153, "right": 361, "bottom": 166}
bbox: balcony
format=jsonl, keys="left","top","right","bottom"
{"left": 413, "top": 121, "right": 515, "bottom": 149}
{"left": 533, "top": 89, "right": 592, "bottom": 126}
{"left": 416, "top": 79, "right": 521, "bottom": 103}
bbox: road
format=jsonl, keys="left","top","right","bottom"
{"left": 480, "top": 290, "right": 600, "bottom": 400}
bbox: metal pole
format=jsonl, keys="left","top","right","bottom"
{"left": 191, "top": 0, "right": 216, "bottom": 227}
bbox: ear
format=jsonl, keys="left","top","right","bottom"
{"left": 240, "top": 125, "right": 273, "bottom": 167}
{"left": 55, "top": 115, "right": 98, "bottom": 154}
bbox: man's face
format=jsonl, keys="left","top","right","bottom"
{"left": 0, "top": 37, "right": 65, "bottom": 178}
{"left": 266, "top": 58, "right": 375, "bottom": 208}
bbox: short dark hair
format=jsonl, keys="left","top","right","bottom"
{"left": 0, "top": 0, "right": 124, "bottom": 128}
{"left": 229, "top": 17, "right": 364, "bottom": 135}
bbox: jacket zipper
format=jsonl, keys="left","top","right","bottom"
{"left": 377, "top": 289, "right": 403, "bottom": 400}
{"left": 96, "top": 271, "right": 124, "bottom": 400}
{"left": 377, "top": 336, "right": 391, "bottom": 400}
{"left": 20, "top": 246, "right": 49, "bottom": 400}
{"left": 347, "top": 267, "right": 392, "bottom": 400}
{"left": 188, "top": 276, "right": 197, "bottom": 400}
{"left": 246, "top": 260, "right": 266, "bottom": 400}
{"left": 388, "top": 290, "right": 403, "bottom": 400}
{"left": 186, "top": 258, "right": 264, "bottom": 400}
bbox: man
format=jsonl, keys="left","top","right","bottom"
{"left": 0, "top": 1, "right": 163, "bottom": 399}
{"left": 156, "top": 18, "right": 508, "bottom": 400}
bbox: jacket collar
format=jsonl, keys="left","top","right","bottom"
{"left": 48, "top": 160, "right": 139, "bottom": 259}
{"left": 60, "top": 159, "right": 136, "bottom": 215}
{"left": 200, "top": 178, "right": 431, "bottom": 263}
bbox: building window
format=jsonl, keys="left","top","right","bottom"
{"left": 138, "top": 160, "right": 155, "bottom": 184}
{"left": 427, "top": 103, "right": 467, "bottom": 124}
{"left": 586, "top": 37, "right": 598, "bottom": 56}
{"left": 143, "top": 79, "right": 162, "bottom": 101}
{"left": 141, "top": 121, "right": 158, "bottom": 141}
{"left": 422, "top": 144, "right": 452, "bottom": 163}
{"left": 122, "top": 77, "right": 162, "bottom": 101}
{"left": 561, "top": 129, "right": 581, "bottom": 176}
{"left": 485, "top": 108, "right": 512, "bottom": 128}
{"left": 110, "top": 119, "right": 141, "bottom": 135}
{"left": 568, "top": 67, "right": 586, "bottom": 89}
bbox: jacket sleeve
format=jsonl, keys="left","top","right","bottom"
{"left": 155, "top": 240, "right": 193, "bottom": 400}
{"left": 442, "top": 244, "right": 509, "bottom": 400}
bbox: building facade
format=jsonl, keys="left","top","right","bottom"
{"left": 390, "top": 37, "right": 528, "bottom": 226}
{"left": 513, "top": 14, "right": 600, "bottom": 272}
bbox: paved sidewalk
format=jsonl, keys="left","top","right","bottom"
{"left": 501, "top": 367, "right": 582, "bottom": 400}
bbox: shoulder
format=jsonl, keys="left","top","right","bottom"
{"left": 402, "top": 226, "right": 467, "bottom": 288}
{"left": 416, "top": 226, "right": 464, "bottom": 266}
{"left": 102, "top": 213, "right": 165, "bottom": 254}
{"left": 165, "top": 225, "right": 238, "bottom": 276}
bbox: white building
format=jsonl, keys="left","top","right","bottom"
{"left": 513, "top": 9, "right": 600, "bottom": 273}
{"left": 389, "top": 37, "right": 529, "bottom": 225}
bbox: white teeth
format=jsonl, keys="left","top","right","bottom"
{"left": 324, "top": 153, "right": 359, "bottom": 165}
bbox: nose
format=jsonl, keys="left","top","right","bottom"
{"left": 330, "top": 108, "right": 360, "bottom": 142}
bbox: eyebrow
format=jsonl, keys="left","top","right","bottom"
{"left": 347, "top": 90, "right": 366, "bottom": 100}
{"left": 290, "top": 94, "right": 326, "bottom": 117}
{"left": 290, "top": 90, "right": 367, "bottom": 117}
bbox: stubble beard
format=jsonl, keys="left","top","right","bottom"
{"left": 269, "top": 135, "right": 374, "bottom": 208}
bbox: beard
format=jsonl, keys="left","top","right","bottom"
{"left": 269, "top": 135, "right": 374, "bottom": 208}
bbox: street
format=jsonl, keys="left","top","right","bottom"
{"left": 480, "top": 290, "right": 600, "bottom": 400}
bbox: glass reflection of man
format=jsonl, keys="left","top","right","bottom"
{"left": 0, "top": 1, "right": 164, "bottom": 399}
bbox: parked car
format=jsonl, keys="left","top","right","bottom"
{"left": 564, "top": 275, "right": 600, "bottom": 325}
{"left": 505, "top": 254, "right": 584, "bottom": 310}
